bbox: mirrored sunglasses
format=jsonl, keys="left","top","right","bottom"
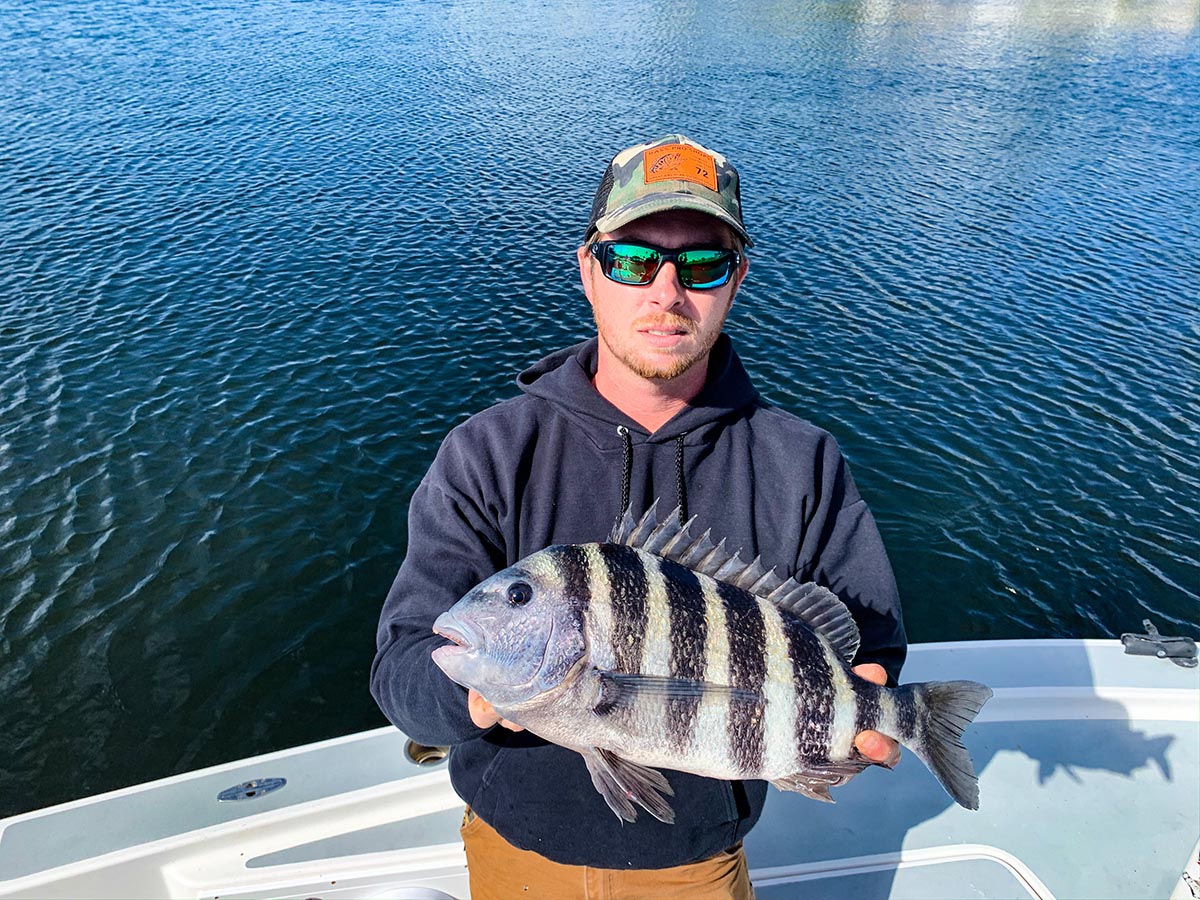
{"left": 588, "top": 240, "right": 741, "bottom": 290}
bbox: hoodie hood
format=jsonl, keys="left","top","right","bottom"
{"left": 516, "top": 335, "right": 760, "bottom": 447}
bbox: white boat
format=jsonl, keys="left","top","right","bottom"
{"left": 2, "top": 634, "right": 1197, "bottom": 900}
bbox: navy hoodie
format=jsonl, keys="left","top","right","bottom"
{"left": 370, "top": 335, "right": 905, "bottom": 869}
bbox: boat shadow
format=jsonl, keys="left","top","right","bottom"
{"left": 744, "top": 640, "right": 1189, "bottom": 899}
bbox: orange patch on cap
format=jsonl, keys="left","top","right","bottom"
{"left": 643, "top": 144, "right": 718, "bottom": 191}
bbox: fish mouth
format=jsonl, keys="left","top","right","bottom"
{"left": 432, "top": 616, "right": 478, "bottom": 659}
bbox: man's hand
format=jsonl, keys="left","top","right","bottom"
{"left": 468, "top": 689, "right": 525, "bottom": 732}
{"left": 852, "top": 663, "right": 901, "bottom": 768}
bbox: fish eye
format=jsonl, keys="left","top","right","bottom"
{"left": 506, "top": 581, "right": 533, "bottom": 607}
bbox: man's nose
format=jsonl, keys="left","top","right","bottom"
{"left": 647, "top": 261, "right": 687, "bottom": 307}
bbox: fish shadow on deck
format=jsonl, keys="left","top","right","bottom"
{"left": 743, "top": 642, "right": 1189, "bottom": 899}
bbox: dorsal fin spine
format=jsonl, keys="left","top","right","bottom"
{"left": 612, "top": 503, "right": 861, "bottom": 661}
{"left": 747, "top": 570, "right": 778, "bottom": 594}
{"left": 732, "top": 557, "right": 768, "bottom": 589}
{"left": 628, "top": 503, "right": 659, "bottom": 546}
{"left": 658, "top": 516, "right": 698, "bottom": 557}
{"left": 695, "top": 539, "right": 730, "bottom": 574}
{"left": 677, "top": 530, "right": 715, "bottom": 568}
{"left": 713, "top": 553, "right": 748, "bottom": 582}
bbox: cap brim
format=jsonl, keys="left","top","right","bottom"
{"left": 592, "top": 194, "right": 754, "bottom": 248}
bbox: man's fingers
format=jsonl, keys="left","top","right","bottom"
{"left": 855, "top": 729, "right": 901, "bottom": 768}
{"left": 467, "top": 690, "right": 501, "bottom": 729}
{"left": 851, "top": 662, "right": 888, "bottom": 686}
{"left": 467, "top": 689, "right": 524, "bottom": 731}
{"left": 850, "top": 665, "right": 900, "bottom": 767}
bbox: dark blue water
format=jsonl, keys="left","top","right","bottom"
{"left": 1, "top": 0, "right": 1197, "bottom": 818}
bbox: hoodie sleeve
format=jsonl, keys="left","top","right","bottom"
{"left": 369, "top": 434, "right": 507, "bottom": 746}
{"left": 797, "top": 436, "right": 908, "bottom": 685}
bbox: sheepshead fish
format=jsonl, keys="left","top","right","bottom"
{"left": 432, "top": 505, "right": 992, "bottom": 823}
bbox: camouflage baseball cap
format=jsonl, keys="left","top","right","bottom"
{"left": 584, "top": 135, "right": 753, "bottom": 248}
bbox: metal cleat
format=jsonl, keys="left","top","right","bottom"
{"left": 1121, "top": 619, "right": 1198, "bottom": 668}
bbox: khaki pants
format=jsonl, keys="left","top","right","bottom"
{"left": 460, "top": 808, "right": 755, "bottom": 900}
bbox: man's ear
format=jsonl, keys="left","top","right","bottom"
{"left": 577, "top": 244, "right": 596, "bottom": 306}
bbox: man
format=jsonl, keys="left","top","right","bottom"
{"left": 371, "top": 135, "right": 906, "bottom": 899}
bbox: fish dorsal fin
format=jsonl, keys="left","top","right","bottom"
{"left": 611, "top": 503, "right": 739, "bottom": 581}
{"left": 612, "top": 504, "right": 861, "bottom": 661}
{"left": 768, "top": 580, "right": 860, "bottom": 662}
{"left": 609, "top": 498, "right": 662, "bottom": 546}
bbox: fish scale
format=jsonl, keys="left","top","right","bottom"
{"left": 431, "top": 504, "right": 993, "bottom": 823}
{"left": 693, "top": 576, "right": 733, "bottom": 770}
{"left": 760, "top": 602, "right": 799, "bottom": 778}
{"left": 786, "top": 619, "right": 834, "bottom": 759}
{"left": 721, "top": 580, "right": 768, "bottom": 772}
{"left": 602, "top": 543, "right": 648, "bottom": 673}
{"left": 661, "top": 562, "right": 707, "bottom": 753}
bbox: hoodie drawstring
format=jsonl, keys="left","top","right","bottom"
{"left": 617, "top": 425, "right": 632, "bottom": 516}
{"left": 615, "top": 425, "right": 688, "bottom": 522}
{"left": 675, "top": 432, "right": 688, "bottom": 522}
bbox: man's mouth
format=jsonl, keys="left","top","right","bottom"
{"left": 636, "top": 318, "right": 693, "bottom": 341}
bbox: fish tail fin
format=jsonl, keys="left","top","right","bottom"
{"left": 894, "top": 680, "right": 993, "bottom": 810}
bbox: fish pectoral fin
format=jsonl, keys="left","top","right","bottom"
{"left": 593, "top": 670, "right": 759, "bottom": 716}
{"left": 770, "top": 760, "right": 872, "bottom": 803}
{"left": 579, "top": 746, "right": 676, "bottom": 825}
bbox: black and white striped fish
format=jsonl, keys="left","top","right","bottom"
{"left": 432, "top": 505, "right": 992, "bottom": 823}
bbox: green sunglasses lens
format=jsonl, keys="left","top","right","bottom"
{"left": 606, "top": 243, "right": 661, "bottom": 284}
{"left": 677, "top": 249, "right": 735, "bottom": 289}
{"left": 595, "top": 242, "right": 737, "bottom": 289}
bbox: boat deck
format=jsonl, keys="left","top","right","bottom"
{"left": 749, "top": 641, "right": 1199, "bottom": 899}
{"left": 1, "top": 639, "right": 1196, "bottom": 899}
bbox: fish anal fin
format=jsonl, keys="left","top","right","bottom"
{"left": 772, "top": 778, "right": 834, "bottom": 803}
{"left": 770, "top": 758, "right": 872, "bottom": 803}
{"left": 580, "top": 747, "right": 675, "bottom": 824}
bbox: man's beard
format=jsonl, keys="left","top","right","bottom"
{"left": 595, "top": 310, "right": 727, "bottom": 381}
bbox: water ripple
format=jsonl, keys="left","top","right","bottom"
{"left": 2, "top": 0, "right": 1197, "bottom": 819}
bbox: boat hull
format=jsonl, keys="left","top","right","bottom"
{"left": 1, "top": 639, "right": 1196, "bottom": 900}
